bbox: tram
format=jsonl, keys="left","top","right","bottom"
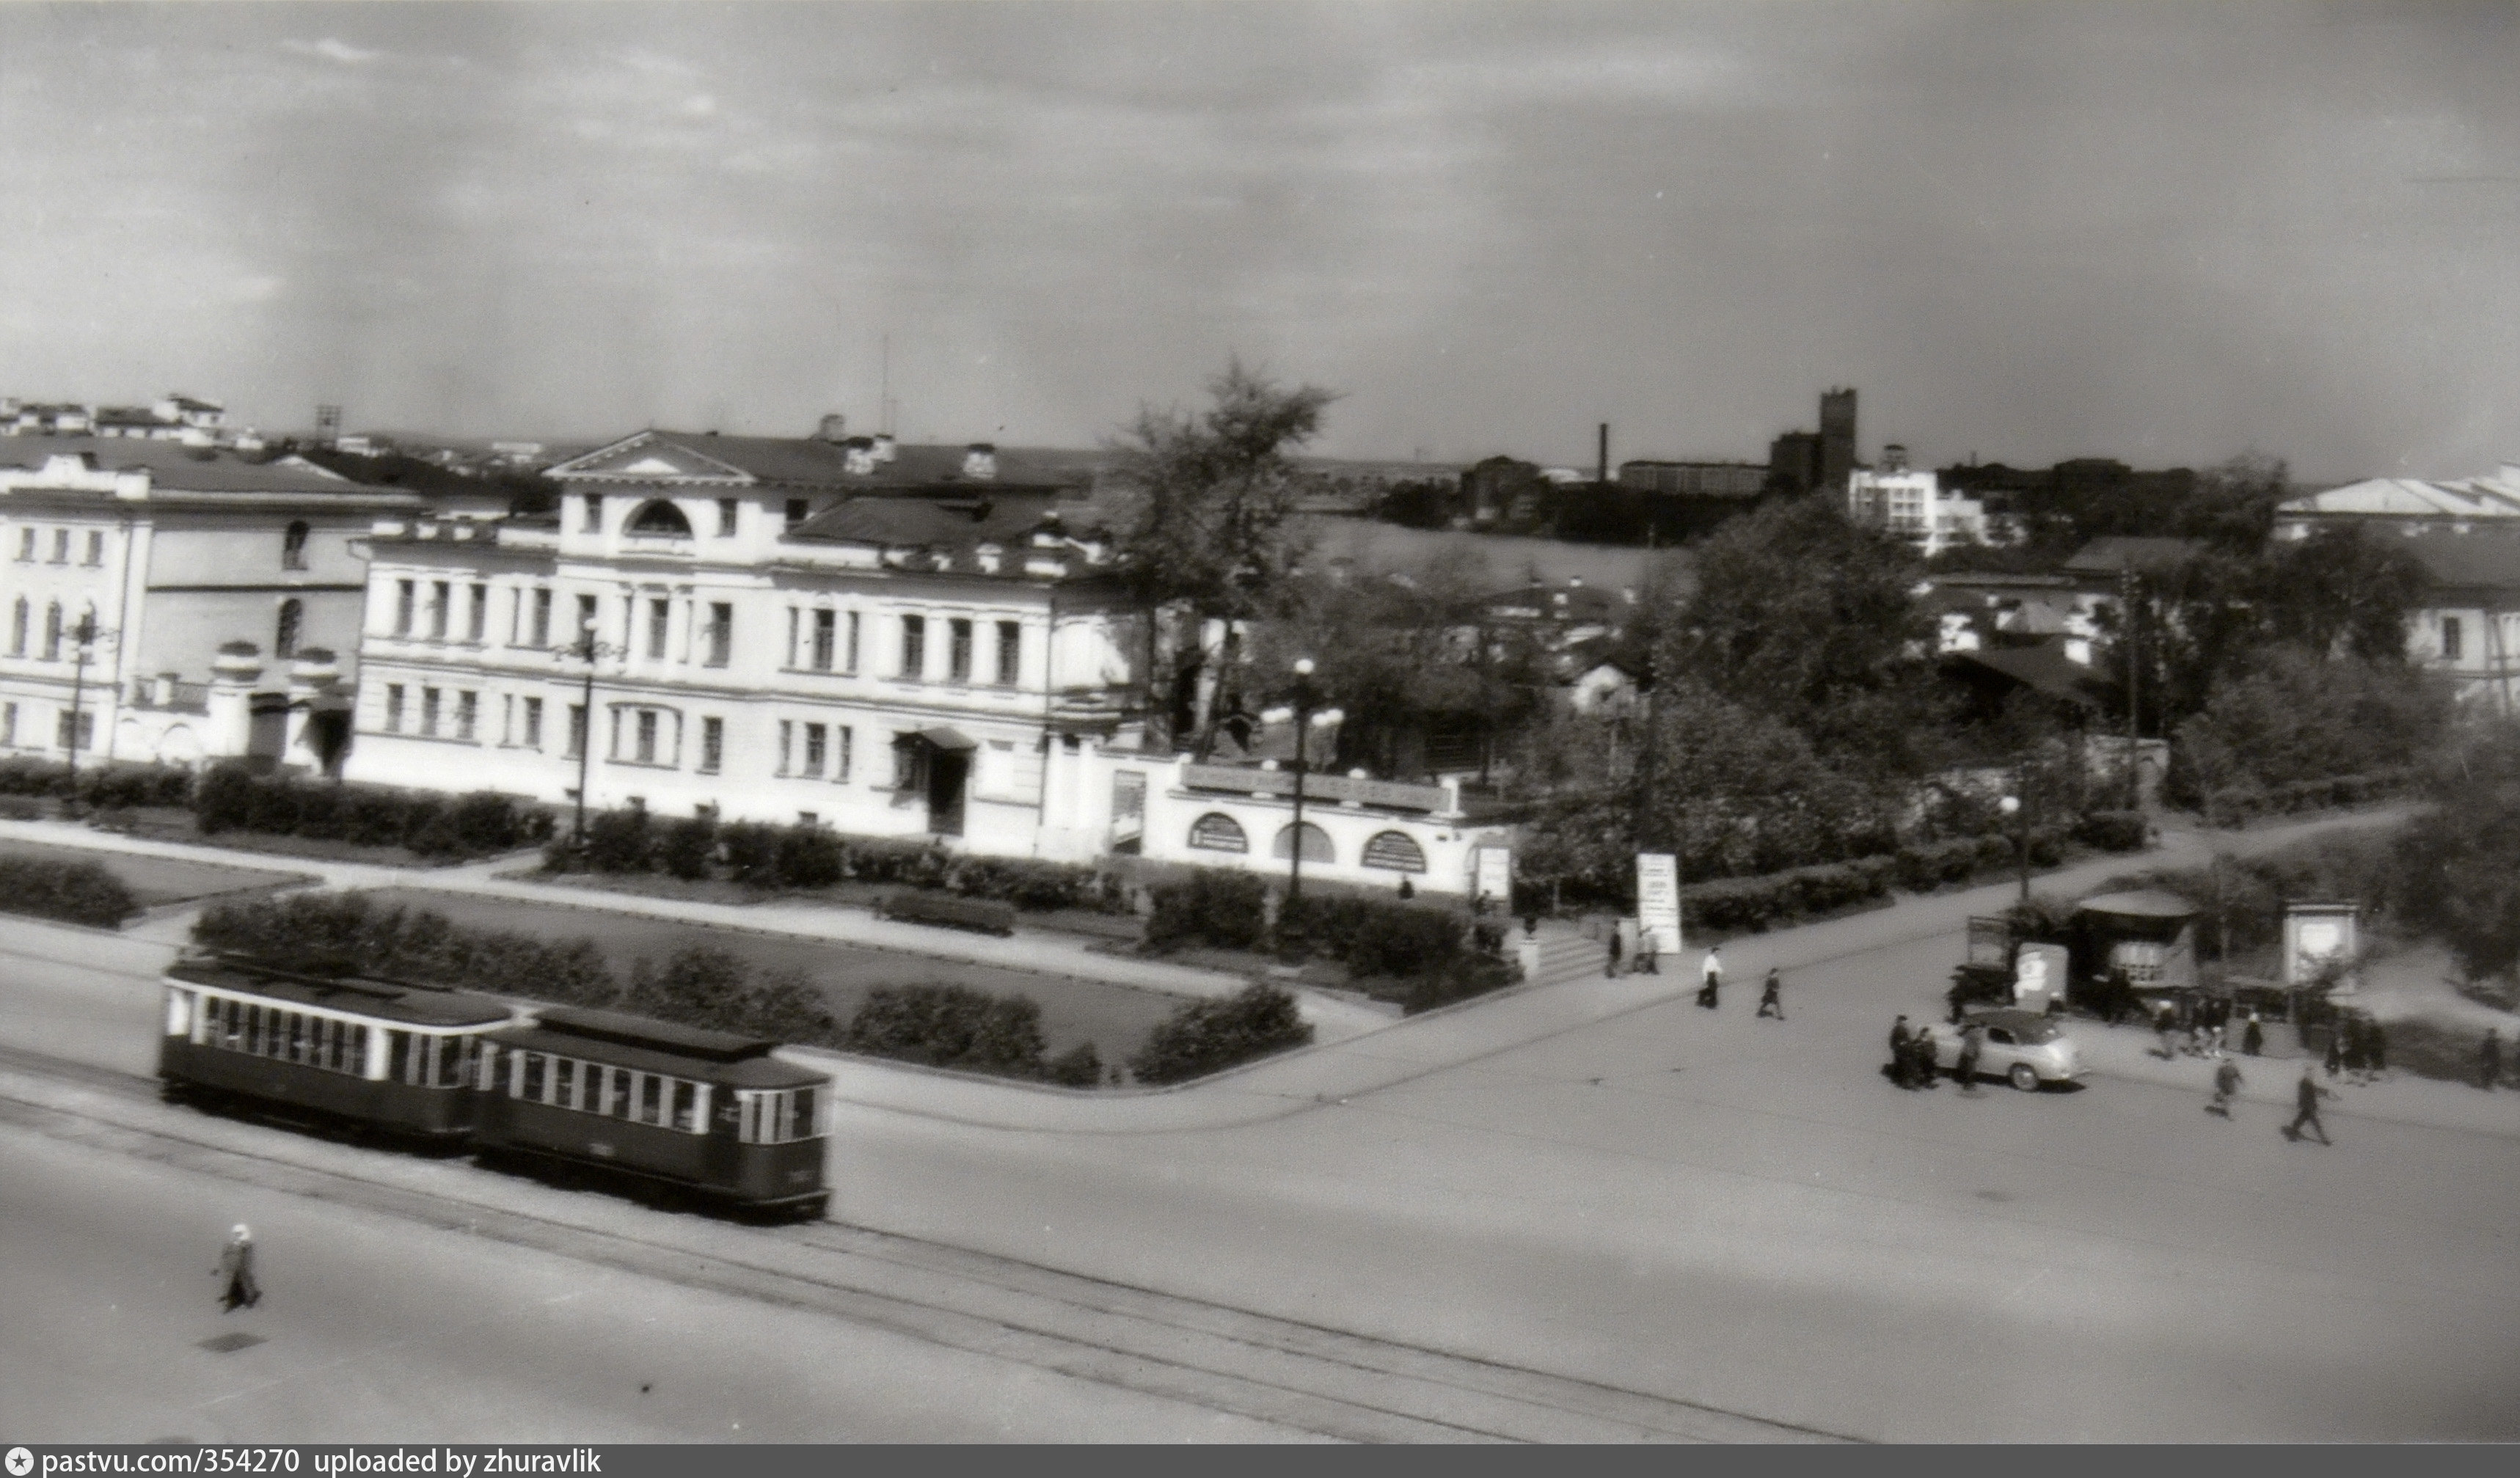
{"left": 473, "top": 1006, "right": 831, "bottom": 1219}
{"left": 158, "top": 954, "right": 514, "bottom": 1141}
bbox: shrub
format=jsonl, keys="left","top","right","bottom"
{"left": 1143, "top": 869, "right": 1269, "bottom": 953}
{"left": 76, "top": 764, "right": 191, "bottom": 811}
{"left": 2075, "top": 810, "right": 2149, "bottom": 853}
{"left": 719, "top": 821, "right": 781, "bottom": 887}
{"left": 1681, "top": 855, "right": 1897, "bottom": 935}
{"left": 618, "top": 945, "right": 841, "bottom": 1044}
{"left": 582, "top": 808, "right": 654, "bottom": 873}
{"left": 0, "top": 757, "right": 69, "bottom": 796}
{"left": 775, "top": 824, "right": 846, "bottom": 888}
{"left": 194, "top": 763, "right": 256, "bottom": 834}
{"left": 1279, "top": 893, "right": 1465, "bottom": 978}
{"left": 1128, "top": 983, "right": 1314, "bottom": 1085}
{"left": 847, "top": 836, "right": 947, "bottom": 886}
{"left": 844, "top": 983, "right": 1048, "bottom": 1078}
{"left": 1399, "top": 953, "right": 1522, "bottom": 1015}
{"left": 192, "top": 890, "right": 621, "bottom": 1007}
{"left": 0, "top": 796, "right": 43, "bottom": 821}
{"left": 659, "top": 813, "right": 717, "bottom": 881}
{"left": 1045, "top": 1041, "right": 1103, "bottom": 1088}
{"left": 949, "top": 856, "right": 1103, "bottom": 912}
{"left": 0, "top": 855, "right": 139, "bottom": 927}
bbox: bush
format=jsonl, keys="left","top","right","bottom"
{"left": 659, "top": 814, "right": 717, "bottom": 881}
{"left": 846, "top": 836, "right": 949, "bottom": 887}
{"left": 620, "top": 945, "right": 841, "bottom": 1044}
{"left": 844, "top": 982, "right": 1048, "bottom": 1078}
{"left": 187, "top": 762, "right": 544, "bottom": 858}
{"left": 0, "top": 757, "right": 69, "bottom": 796}
{"left": 1045, "top": 1041, "right": 1103, "bottom": 1088}
{"left": 1279, "top": 893, "right": 1466, "bottom": 978}
{"left": 0, "top": 796, "right": 43, "bottom": 821}
{"left": 76, "top": 764, "right": 191, "bottom": 811}
{"left": 2075, "top": 810, "right": 2149, "bottom": 853}
{"left": 775, "top": 825, "right": 846, "bottom": 888}
{"left": 581, "top": 808, "right": 654, "bottom": 873}
{"left": 948, "top": 856, "right": 1106, "bottom": 912}
{"left": 0, "top": 855, "right": 139, "bottom": 927}
{"left": 1684, "top": 856, "right": 1896, "bottom": 935}
{"left": 880, "top": 891, "right": 1017, "bottom": 935}
{"left": 1399, "top": 953, "right": 1522, "bottom": 1015}
{"left": 1128, "top": 983, "right": 1314, "bottom": 1085}
{"left": 192, "top": 890, "right": 620, "bottom": 1007}
{"left": 718, "top": 821, "right": 781, "bottom": 887}
{"left": 1143, "top": 869, "right": 1270, "bottom": 953}
{"left": 194, "top": 763, "right": 255, "bottom": 834}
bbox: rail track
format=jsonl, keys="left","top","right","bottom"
{"left": 0, "top": 1043, "right": 1854, "bottom": 1444}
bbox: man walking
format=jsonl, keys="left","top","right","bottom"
{"left": 1888, "top": 1015, "right": 1914, "bottom": 1089}
{"left": 1697, "top": 946, "right": 1723, "bottom": 1010}
{"left": 2208, "top": 1058, "right": 2244, "bottom": 1119}
{"left": 2241, "top": 1010, "right": 2264, "bottom": 1058}
{"left": 1637, "top": 926, "right": 1659, "bottom": 976}
{"left": 1756, "top": 967, "right": 1785, "bottom": 1020}
{"left": 1954, "top": 1023, "right": 1984, "bottom": 1094}
{"left": 2286, "top": 1064, "right": 2333, "bottom": 1145}
{"left": 216, "top": 1224, "right": 260, "bottom": 1312}
{"left": 1603, "top": 922, "right": 1622, "bottom": 979}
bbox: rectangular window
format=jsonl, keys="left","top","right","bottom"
{"left": 717, "top": 498, "right": 739, "bottom": 537}
{"left": 700, "top": 717, "right": 723, "bottom": 774}
{"left": 55, "top": 710, "right": 92, "bottom": 751}
{"left": 582, "top": 493, "right": 602, "bottom": 533}
{"left": 640, "top": 1073, "right": 663, "bottom": 1126}
{"left": 1, "top": 703, "right": 15, "bottom": 746}
{"left": 10, "top": 601, "right": 23, "bottom": 656}
{"left": 524, "top": 697, "right": 544, "bottom": 749}
{"left": 566, "top": 703, "right": 587, "bottom": 759}
{"left": 522, "top": 1053, "right": 546, "bottom": 1102}
{"left": 2443, "top": 616, "right": 2464, "bottom": 662}
{"left": 804, "top": 723, "right": 827, "bottom": 777}
{"left": 384, "top": 685, "right": 405, "bottom": 733}
{"left": 635, "top": 709, "right": 659, "bottom": 764}
{"left": 784, "top": 498, "right": 809, "bottom": 528}
{"left": 14, "top": 528, "right": 30, "bottom": 561}
{"left": 532, "top": 588, "right": 552, "bottom": 648}
{"left": 949, "top": 618, "right": 973, "bottom": 682}
{"left": 673, "top": 1079, "right": 698, "bottom": 1132}
{"left": 811, "top": 609, "right": 836, "bottom": 670}
{"left": 786, "top": 607, "right": 799, "bottom": 667}
{"left": 575, "top": 593, "right": 598, "bottom": 645}
{"left": 50, "top": 529, "right": 68, "bottom": 564}
{"left": 778, "top": 720, "right": 793, "bottom": 775}
{"left": 996, "top": 621, "right": 1021, "bottom": 686}
{"left": 429, "top": 581, "right": 450, "bottom": 640}
{"left": 420, "top": 687, "right": 442, "bottom": 737}
{"left": 706, "top": 603, "right": 731, "bottom": 667}
{"left": 456, "top": 690, "right": 478, "bottom": 741}
{"left": 501, "top": 694, "right": 514, "bottom": 745}
{"left": 553, "top": 1058, "right": 576, "bottom": 1108}
{"left": 468, "top": 584, "right": 488, "bottom": 643}
{"left": 900, "top": 615, "right": 925, "bottom": 679}
{"left": 648, "top": 599, "right": 670, "bottom": 659}
{"left": 395, "top": 580, "right": 414, "bottom": 636}
{"left": 836, "top": 725, "right": 853, "bottom": 783}
{"left": 83, "top": 530, "right": 103, "bottom": 566}
{"left": 43, "top": 604, "right": 61, "bottom": 662}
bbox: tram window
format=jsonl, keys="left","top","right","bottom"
{"left": 554, "top": 1058, "right": 576, "bottom": 1107}
{"left": 350, "top": 1025, "right": 368, "bottom": 1077}
{"left": 671, "top": 1080, "right": 698, "bottom": 1132}
{"left": 285, "top": 1013, "right": 305, "bottom": 1064}
{"left": 640, "top": 1074, "right": 663, "bottom": 1126}
{"left": 791, "top": 1087, "right": 818, "bottom": 1140}
{"left": 319, "top": 1018, "right": 338, "bottom": 1071}
{"left": 389, "top": 1031, "right": 412, "bottom": 1083}
{"left": 736, "top": 1091, "right": 759, "bottom": 1144}
{"left": 244, "top": 1004, "right": 262, "bottom": 1055}
{"left": 444, "top": 1037, "right": 472, "bottom": 1089}
{"left": 577, "top": 1064, "right": 604, "bottom": 1114}
{"left": 220, "top": 999, "right": 241, "bottom": 1050}
{"left": 522, "top": 1053, "right": 546, "bottom": 1102}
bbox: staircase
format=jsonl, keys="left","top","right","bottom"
{"left": 1519, "top": 929, "right": 1610, "bottom": 989}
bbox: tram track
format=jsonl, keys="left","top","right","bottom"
{"left": 0, "top": 1044, "right": 1855, "bottom": 1444}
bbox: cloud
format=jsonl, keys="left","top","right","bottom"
{"left": 280, "top": 37, "right": 383, "bottom": 66}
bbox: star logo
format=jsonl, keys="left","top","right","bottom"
{"left": 6, "top": 1446, "right": 34, "bottom": 1477}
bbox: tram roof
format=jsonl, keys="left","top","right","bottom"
{"left": 490, "top": 1007, "right": 830, "bottom": 1089}
{"left": 167, "top": 956, "right": 515, "bottom": 1028}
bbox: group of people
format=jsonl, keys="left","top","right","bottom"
{"left": 1599, "top": 932, "right": 1787, "bottom": 1020}
{"left": 1887, "top": 1014, "right": 1979, "bottom": 1091}
{"left": 2150, "top": 993, "right": 2257, "bottom": 1061}
{"left": 2323, "top": 1014, "right": 2389, "bottom": 1084}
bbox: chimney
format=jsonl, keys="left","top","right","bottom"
{"left": 963, "top": 443, "right": 998, "bottom": 481}
{"left": 816, "top": 413, "right": 849, "bottom": 443}
{"left": 1882, "top": 443, "right": 1910, "bottom": 474}
{"left": 844, "top": 436, "right": 877, "bottom": 475}
{"left": 872, "top": 433, "right": 897, "bottom": 464}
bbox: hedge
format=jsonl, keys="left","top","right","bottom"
{"left": 0, "top": 758, "right": 192, "bottom": 810}
{"left": 844, "top": 982, "right": 1048, "bottom": 1078}
{"left": 1278, "top": 893, "right": 1467, "bottom": 979}
{"left": 2074, "top": 810, "right": 2150, "bottom": 853}
{"left": 621, "top": 945, "right": 841, "bottom": 1045}
{"left": 192, "top": 890, "right": 618, "bottom": 1007}
{"left": 0, "top": 855, "right": 139, "bottom": 927}
{"left": 2204, "top": 769, "right": 2414, "bottom": 824}
{"left": 196, "top": 763, "right": 547, "bottom": 858}
{"left": 1128, "top": 984, "right": 1315, "bottom": 1085}
{"left": 1398, "top": 953, "right": 1522, "bottom": 1015}
{"left": 1143, "top": 868, "right": 1270, "bottom": 953}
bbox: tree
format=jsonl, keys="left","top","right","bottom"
{"left": 2395, "top": 720, "right": 2520, "bottom": 983}
{"left": 2166, "top": 646, "right": 2453, "bottom": 805}
{"left": 1106, "top": 359, "right": 1341, "bottom": 751}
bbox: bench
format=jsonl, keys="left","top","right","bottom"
{"left": 878, "top": 890, "right": 1018, "bottom": 937}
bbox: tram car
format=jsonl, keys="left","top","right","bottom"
{"left": 473, "top": 1006, "right": 831, "bottom": 1219}
{"left": 158, "top": 954, "right": 514, "bottom": 1142}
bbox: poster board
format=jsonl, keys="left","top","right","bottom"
{"left": 1473, "top": 846, "right": 1512, "bottom": 905}
{"left": 2284, "top": 903, "right": 2359, "bottom": 995}
{"left": 1636, "top": 852, "right": 1683, "bottom": 956}
{"left": 2013, "top": 942, "right": 2070, "bottom": 1011}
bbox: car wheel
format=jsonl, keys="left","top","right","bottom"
{"left": 2009, "top": 1063, "right": 2041, "bottom": 1092}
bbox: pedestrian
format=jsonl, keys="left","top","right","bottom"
{"left": 2242, "top": 1010, "right": 2264, "bottom": 1058}
{"left": 2208, "top": 1058, "right": 2244, "bottom": 1119}
{"left": 2106, "top": 965, "right": 2133, "bottom": 1026}
{"left": 2285, "top": 1064, "right": 2333, "bottom": 1145}
{"left": 215, "top": 1223, "right": 260, "bottom": 1312}
{"left": 1888, "top": 1015, "right": 1914, "bottom": 1089}
{"left": 2483, "top": 1028, "right": 2504, "bottom": 1091}
{"left": 2367, "top": 1020, "right": 2387, "bottom": 1080}
{"left": 1603, "top": 923, "right": 1622, "bottom": 979}
{"left": 2153, "top": 1002, "right": 2178, "bottom": 1061}
{"left": 1954, "top": 1025, "right": 1984, "bottom": 1094}
{"left": 1697, "top": 947, "right": 1723, "bottom": 1010}
{"left": 1756, "top": 967, "right": 1785, "bottom": 1020}
{"left": 1637, "top": 927, "right": 1659, "bottom": 976}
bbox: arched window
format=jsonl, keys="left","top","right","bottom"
{"left": 43, "top": 602, "right": 62, "bottom": 662}
{"left": 274, "top": 599, "right": 303, "bottom": 659}
{"left": 1271, "top": 822, "right": 1335, "bottom": 863}
{"left": 1359, "top": 830, "right": 1429, "bottom": 873}
{"left": 1186, "top": 812, "right": 1248, "bottom": 853}
{"left": 627, "top": 500, "right": 694, "bottom": 536}
{"left": 281, "top": 521, "right": 310, "bottom": 570}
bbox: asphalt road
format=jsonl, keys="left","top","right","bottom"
{"left": 7, "top": 912, "right": 2516, "bottom": 1441}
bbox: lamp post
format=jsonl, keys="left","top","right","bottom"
{"left": 62, "top": 611, "right": 119, "bottom": 816}
{"left": 555, "top": 614, "right": 622, "bottom": 851}
{"left": 1998, "top": 791, "right": 2030, "bottom": 904}
{"left": 1260, "top": 657, "right": 1342, "bottom": 904}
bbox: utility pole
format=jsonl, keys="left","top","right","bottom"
{"left": 2122, "top": 564, "right": 2141, "bottom": 811}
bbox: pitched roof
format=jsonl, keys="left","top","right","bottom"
{"left": 2395, "top": 533, "right": 2520, "bottom": 592}
{"left": 787, "top": 492, "right": 1059, "bottom": 549}
{"left": 2061, "top": 536, "right": 2207, "bottom": 577}
{"left": 1948, "top": 643, "right": 2103, "bottom": 709}
{"left": 2279, "top": 473, "right": 2520, "bottom": 521}
{"left": 0, "top": 436, "right": 374, "bottom": 495}
{"left": 551, "top": 430, "right": 1098, "bottom": 493}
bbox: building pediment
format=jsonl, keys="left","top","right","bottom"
{"left": 547, "top": 432, "right": 755, "bottom": 486}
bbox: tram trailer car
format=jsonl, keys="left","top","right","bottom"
{"left": 475, "top": 1006, "right": 831, "bottom": 1219}
{"left": 159, "top": 956, "right": 514, "bottom": 1142}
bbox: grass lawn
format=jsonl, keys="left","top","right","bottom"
{"left": 359, "top": 887, "right": 1185, "bottom": 1062}
{"left": 0, "top": 837, "right": 311, "bottom": 911}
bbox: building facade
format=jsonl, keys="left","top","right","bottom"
{"left": 1846, "top": 447, "right": 1987, "bottom": 555}
{"left": 2274, "top": 464, "right": 2520, "bottom": 541}
{"left": 0, "top": 441, "right": 417, "bottom": 770}
{"left": 340, "top": 428, "right": 1147, "bottom": 858}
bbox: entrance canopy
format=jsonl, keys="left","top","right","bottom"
{"left": 899, "top": 725, "right": 977, "bottom": 752}
{"left": 2078, "top": 889, "right": 2199, "bottom": 921}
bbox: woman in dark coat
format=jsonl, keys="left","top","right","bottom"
{"left": 216, "top": 1224, "right": 260, "bottom": 1312}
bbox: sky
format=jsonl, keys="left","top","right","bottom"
{"left": 1, "top": 1, "right": 2513, "bottom": 482}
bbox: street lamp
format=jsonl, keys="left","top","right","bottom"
{"left": 62, "top": 611, "right": 120, "bottom": 816}
{"left": 1259, "top": 656, "right": 1343, "bottom": 904}
{"left": 1998, "top": 792, "right": 2030, "bottom": 904}
{"left": 555, "top": 614, "right": 624, "bottom": 851}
